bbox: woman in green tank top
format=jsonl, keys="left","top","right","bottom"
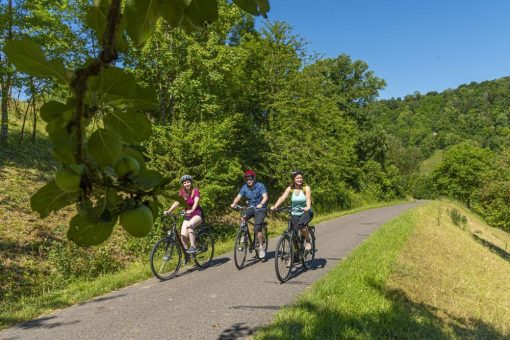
{"left": 271, "top": 170, "right": 313, "bottom": 250}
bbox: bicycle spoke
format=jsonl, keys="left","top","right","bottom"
{"left": 194, "top": 229, "right": 214, "bottom": 268}
{"left": 150, "top": 238, "right": 182, "bottom": 281}
{"left": 234, "top": 229, "right": 248, "bottom": 269}
{"left": 275, "top": 235, "right": 293, "bottom": 283}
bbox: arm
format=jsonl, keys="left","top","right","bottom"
{"left": 257, "top": 192, "right": 268, "bottom": 209}
{"left": 230, "top": 194, "right": 242, "bottom": 208}
{"left": 272, "top": 187, "right": 291, "bottom": 210}
{"left": 304, "top": 186, "right": 312, "bottom": 212}
{"left": 186, "top": 196, "right": 200, "bottom": 215}
{"left": 166, "top": 201, "right": 179, "bottom": 214}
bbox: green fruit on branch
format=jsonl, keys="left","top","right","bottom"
{"left": 119, "top": 204, "right": 154, "bottom": 237}
{"left": 55, "top": 164, "right": 85, "bottom": 192}
{"left": 115, "top": 156, "right": 140, "bottom": 177}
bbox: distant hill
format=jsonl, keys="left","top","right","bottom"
{"left": 368, "top": 77, "right": 510, "bottom": 156}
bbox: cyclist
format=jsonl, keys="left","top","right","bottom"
{"left": 230, "top": 170, "right": 269, "bottom": 259}
{"left": 164, "top": 175, "right": 203, "bottom": 254}
{"left": 271, "top": 170, "right": 313, "bottom": 251}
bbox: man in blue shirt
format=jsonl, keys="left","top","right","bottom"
{"left": 230, "top": 169, "right": 269, "bottom": 258}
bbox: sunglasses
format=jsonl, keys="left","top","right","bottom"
{"left": 245, "top": 176, "right": 254, "bottom": 181}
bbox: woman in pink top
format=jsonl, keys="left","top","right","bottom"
{"left": 165, "top": 175, "right": 203, "bottom": 254}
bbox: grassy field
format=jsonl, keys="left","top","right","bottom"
{"left": 256, "top": 202, "right": 510, "bottom": 339}
{"left": 419, "top": 149, "right": 444, "bottom": 175}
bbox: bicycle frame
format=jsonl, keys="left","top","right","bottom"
{"left": 161, "top": 213, "right": 204, "bottom": 259}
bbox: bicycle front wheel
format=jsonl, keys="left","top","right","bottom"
{"left": 194, "top": 229, "right": 214, "bottom": 268}
{"left": 234, "top": 229, "right": 248, "bottom": 269}
{"left": 150, "top": 237, "right": 182, "bottom": 281}
{"left": 275, "top": 234, "right": 293, "bottom": 283}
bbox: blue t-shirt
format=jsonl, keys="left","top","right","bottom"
{"left": 239, "top": 182, "right": 267, "bottom": 209}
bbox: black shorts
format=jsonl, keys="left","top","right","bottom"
{"left": 243, "top": 207, "right": 267, "bottom": 234}
{"left": 290, "top": 211, "right": 313, "bottom": 232}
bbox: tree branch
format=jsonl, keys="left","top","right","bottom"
{"left": 70, "top": 0, "right": 122, "bottom": 163}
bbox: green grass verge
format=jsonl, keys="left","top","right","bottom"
{"left": 256, "top": 201, "right": 510, "bottom": 339}
{"left": 256, "top": 204, "right": 429, "bottom": 339}
{"left": 0, "top": 199, "right": 410, "bottom": 330}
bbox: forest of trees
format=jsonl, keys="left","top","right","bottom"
{"left": 2, "top": 1, "right": 509, "bottom": 235}
{"left": 368, "top": 79, "right": 510, "bottom": 230}
{"left": 0, "top": 0, "right": 407, "bottom": 235}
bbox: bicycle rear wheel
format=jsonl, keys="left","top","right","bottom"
{"left": 150, "top": 237, "right": 182, "bottom": 280}
{"left": 275, "top": 234, "right": 293, "bottom": 283}
{"left": 301, "top": 228, "right": 316, "bottom": 270}
{"left": 194, "top": 228, "right": 214, "bottom": 268}
{"left": 234, "top": 229, "right": 248, "bottom": 269}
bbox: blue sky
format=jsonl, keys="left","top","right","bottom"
{"left": 258, "top": 1, "right": 510, "bottom": 99}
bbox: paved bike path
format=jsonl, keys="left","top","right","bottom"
{"left": 1, "top": 202, "right": 420, "bottom": 340}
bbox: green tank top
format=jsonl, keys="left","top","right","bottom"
{"left": 291, "top": 188, "right": 306, "bottom": 216}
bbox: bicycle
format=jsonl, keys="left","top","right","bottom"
{"left": 272, "top": 206, "right": 316, "bottom": 283}
{"left": 232, "top": 205, "right": 269, "bottom": 270}
{"left": 150, "top": 211, "right": 214, "bottom": 281}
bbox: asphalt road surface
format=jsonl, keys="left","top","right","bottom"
{"left": 1, "top": 202, "right": 420, "bottom": 340}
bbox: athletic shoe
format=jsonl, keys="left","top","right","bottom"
{"left": 258, "top": 247, "right": 265, "bottom": 259}
{"left": 305, "top": 241, "right": 312, "bottom": 251}
{"left": 186, "top": 246, "right": 197, "bottom": 254}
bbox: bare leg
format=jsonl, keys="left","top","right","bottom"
{"left": 187, "top": 215, "right": 202, "bottom": 248}
{"left": 181, "top": 220, "right": 190, "bottom": 250}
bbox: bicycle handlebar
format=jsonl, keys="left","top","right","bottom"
{"left": 270, "top": 206, "right": 292, "bottom": 213}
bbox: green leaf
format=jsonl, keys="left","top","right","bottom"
{"left": 233, "top": 0, "right": 258, "bottom": 15}
{"left": 88, "top": 128, "right": 123, "bottom": 167}
{"left": 4, "top": 39, "right": 68, "bottom": 83}
{"left": 30, "top": 180, "right": 80, "bottom": 218}
{"left": 136, "top": 169, "right": 163, "bottom": 190}
{"left": 89, "top": 67, "right": 137, "bottom": 99}
{"left": 125, "top": 0, "right": 161, "bottom": 45}
{"left": 68, "top": 213, "right": 116, "bottom": 247}
{"left": 122, "top": 147, "right": 147, "bottom": 171}
{"left": 104, "top": 110, "right": 152, "bottom": 143}
{"left": 46, "top": 121, "right": 76, "bottom": 163}
{"left": 40, "top": 101, "right": 70, "bottom": 123}
{"left": 147, "top": 198, "right": 160, "bottom": 218}
{"left": 86, "top": 1, "right": 129, "bottom": 53}
{"left": 86, "top": 5, "right": 108, "bottom": 41}
{"left": 233, "top": 0, "right": 269, "bottom": 17}
{"left": 185, "top": 0, "right": 218, "bottom": 29}
{"left": 158, "top": 0, "right": 186, "bottom": 27}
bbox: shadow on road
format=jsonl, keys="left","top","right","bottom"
{"left": 218, "top": 322, "right": 257, "bottom": 340}
{"left": 173, "top": 256, "right": 231, "bottom": 279}
{"left": 15, "top": 316, "right": 80, "bottom": 330}
{"left": 87, "top": 293, "right": 127, "bottom": 304}
{"left": 285, "top": 258, "right": 328, "bottom": 283}
{"left": 229, "top": 305, "right": 280, "bottom": 311}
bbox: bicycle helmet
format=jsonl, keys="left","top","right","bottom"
{"left": 180, "top": 174, "right": 193, "bottom": 183}
{"left": 243, "top": 169, "right": 256, "bottom": 179}
{"left": 291, "top": 170, "right": 304, "bottom": 178}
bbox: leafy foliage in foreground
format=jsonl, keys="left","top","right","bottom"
{"left": 3, "top": 0, "right": 269, "bottom": 246}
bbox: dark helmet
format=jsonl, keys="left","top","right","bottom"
{"left": 291, "top": 170, "right": 304, "bottom": 178}
{"left": 180, "top": 174, "right": 193, "bottom": 183}
{"left": 243, "top": 169, "right": 256, "bottom": 178}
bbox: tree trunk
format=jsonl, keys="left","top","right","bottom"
{"left": 19, "top": 99, "right": 32, "bottom": 143}
{"left": 31, "top": 91, "right": 37, "bottom": 143}
{"left": 0, "top": 0, "right": 13, "bottom": 144}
